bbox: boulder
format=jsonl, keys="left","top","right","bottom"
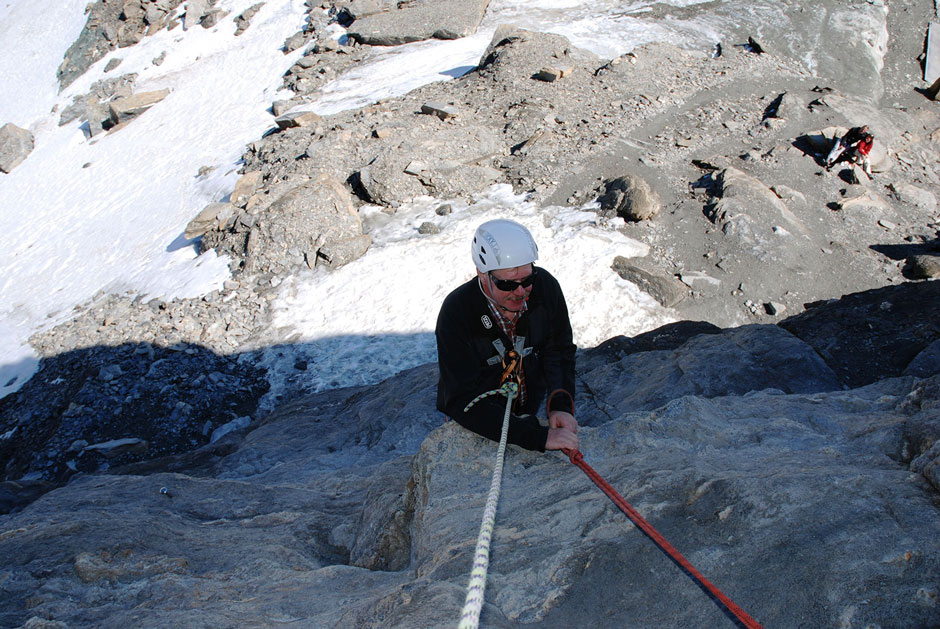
{"left": 703, "top": 166, "right": 810, "bottom": 266}
{"left": 0, "top": 123, "right": 34, "bottom": 173}
{"left": 184, "top": 202, "right": 234, "bottom": 239}
{"left": 597, "top": 174, "right": 662, "bottom": 222}
{"left": 780, "top": 281, "right": 940, "bottom": 388}
{"left": 419, "top": 102, "right": 458, "bottom": 120}
{"left": 889, "top": 182, "right": 939, "bottom": 212}
{"left": 578, "top": 324, "right": 841, "bottom": 419}
{"left": 274, "top": 111, "right": 321, "bottom": 130}
{"left": 183, "top": 0, "right": 208, "bottom": 29}
{"left": 199, "top": 8, "right": 228, "bottom": 29}
{"left": 271, "top": 98, "right": 302, "bottom": 117}
{"left": 345, "top": 0, "right": 491, "bottom": 46}
{"left": 610, "top": 256, "right": 687, "bottom": 307}
{"left": 904, "top": 254, "right": 940, "bottom": 279}
{"left": 315, "top": 234, "right": 373, "bottom": 268}
{"left": 108, "top": 89, "right": 170, "bottom": 125}
{"left": 241, "top": 171, "right": 370, "bottom": 272}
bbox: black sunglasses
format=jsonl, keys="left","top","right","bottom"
{"left": 488, "top": 268, "right": 537, "bottom": 292}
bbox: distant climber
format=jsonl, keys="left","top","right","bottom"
{"left": 825, "top": 125, "right": 873, "bottom": 177}
{"left": 435, "top": 219, "right": 578, "bottom": 452}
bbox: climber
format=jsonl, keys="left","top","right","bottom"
{"left": 825, "top": 124, "right": 870, "bottom": 171}
{"left": 847, "top": 132, "right": 875, "bottom": 179}
{"left": 435, "top": 219, "right": 578, "bottom": 452}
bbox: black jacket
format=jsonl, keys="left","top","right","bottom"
{"left": 435, "top": 267, "right": 576, "bottom": 451}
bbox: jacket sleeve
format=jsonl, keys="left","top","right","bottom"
{"left": 435, "top": 291, "right": 549, "bottom": 451}
{"left": 538, "top": 274, "right": 577, "bottom": 415}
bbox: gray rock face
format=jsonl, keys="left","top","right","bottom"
{"left": 1, "top": 328, "right": 937, "bottom": 628}
{"left": 0, "top": 123, "right": 34, "bottom": 173}
{"left": 346, "top": 0, "right": 491, "bottom": 46}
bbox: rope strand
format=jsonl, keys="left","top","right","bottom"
{"left": 458, "top": 382, "right": 517, "bottom": 629}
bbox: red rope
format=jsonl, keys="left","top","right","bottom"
{"left": 561, "top": 448, "right": 763, "bottom": 629}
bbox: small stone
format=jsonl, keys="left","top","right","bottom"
{"left": 534, "top": 67, "right": 568, "bottom": 82}
{"left": 275, "top": 111, "right": 321, "bottom": 129}
{"left": 404, "top": 161, "right": 428, "bottom": 176}
{"left": 83, "top": 437, "right": 148, "bottom": 458}
{"left": 678, "top": 271, "right": 721, "bottom": 290}
{"left": 419, "top": 102, "right": 457, "bottom": 120}
{"left": 97, "top": 364, "right": 123, "bottom": 381}
{"left": 418, "top": 222, "right": 440, "bottom": 235}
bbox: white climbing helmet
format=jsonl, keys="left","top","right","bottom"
{"left": 471, "top": 219, "right": 538, "bottom": 272}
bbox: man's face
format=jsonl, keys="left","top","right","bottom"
{"left": 480, "top": 264, "right": 535, "bottom": 313}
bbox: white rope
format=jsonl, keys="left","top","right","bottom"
{"left": 458, "top": 383, "right": 517, "bottom": 629}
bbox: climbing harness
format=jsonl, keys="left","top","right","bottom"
{"left": 560, "top": 447, "right": 763, "bottom": 629}
{"left": 457, "top": 381, "right": 518, "bottom": 629}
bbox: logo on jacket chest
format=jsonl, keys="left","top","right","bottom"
{"left": 481, "top": 315, "right": 493, "bottom": 330}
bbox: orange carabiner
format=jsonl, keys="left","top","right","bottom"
{"left": 499, "top": 349, "right": 520, "bottom": 385}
